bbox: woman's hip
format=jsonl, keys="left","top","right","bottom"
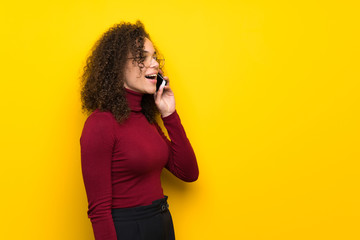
{"left": 111, "top": 195, "right": 175, "bottom": 240}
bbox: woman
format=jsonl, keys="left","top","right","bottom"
{"left": 80, "top": 20, "right": 199, "bottom": 240}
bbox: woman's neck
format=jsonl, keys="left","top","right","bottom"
{"left": 124, "top": 87, "right": 143, "bottom": 112}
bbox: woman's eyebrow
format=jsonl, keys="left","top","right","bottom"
{"left": 143, "top": 50, "right": 156, "bottom": 55}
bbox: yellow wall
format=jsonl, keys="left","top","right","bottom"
{"left": 1, "top": 0, "right": 359, "bottom": 239}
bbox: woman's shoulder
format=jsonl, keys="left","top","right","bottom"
{"left": 80, "top": 109, "right": 117, "bottom": 142}
{"left": 84, "top": 109, "right": 116, "bottom": 127}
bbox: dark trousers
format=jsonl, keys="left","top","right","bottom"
{"left": 111, "top": 195, "right": 175, "bottom": 240}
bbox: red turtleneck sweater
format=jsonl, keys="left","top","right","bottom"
{"left": 80, "top": 88, "right": 199, "bottom": 240}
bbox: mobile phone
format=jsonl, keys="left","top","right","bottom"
{"left": 156, "top": 73, "right": 168, "bottom": 92}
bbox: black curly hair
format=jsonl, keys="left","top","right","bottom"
{"left": 80, "top": 20, "right": 162, "bottom": 124}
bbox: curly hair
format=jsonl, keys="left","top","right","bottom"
{"left": 80, "top": 20, "right": 161, "bottom": 124}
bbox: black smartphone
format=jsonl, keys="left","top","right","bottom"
{"left": 156, "top": 73, "right": 168, "bottom": 92}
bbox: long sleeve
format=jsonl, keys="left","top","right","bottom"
{"left": 155, "top": 110, "right": 199, "bottom": 182}
{"left": 80, "top": 113, "right": 117, "bottom": 240}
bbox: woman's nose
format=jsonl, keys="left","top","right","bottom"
{"left": 150, "top": 58, "right": 159, "bottom": 68}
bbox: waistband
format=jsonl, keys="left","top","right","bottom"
{"left": 111, "top": 195, "right": 170, "bottom": 221}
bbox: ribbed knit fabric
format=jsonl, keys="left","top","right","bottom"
{"left": 80, "top": 88, "right": 199, "bottom": 240}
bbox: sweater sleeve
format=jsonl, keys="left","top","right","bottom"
{"left": 80, "top": 112, "right": 117, "bottom": 240}
{"left": 155, "top": 110, "right": 199, "bottom": 182}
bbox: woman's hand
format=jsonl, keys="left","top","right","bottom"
{"left": 154, "top": 72, "right": 175, "bottom": 118}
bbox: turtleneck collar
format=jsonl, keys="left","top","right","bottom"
{"left": 125, "top": 87, "right": 143, "bottom": 112}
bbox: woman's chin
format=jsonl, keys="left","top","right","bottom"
{"left": 146, "top": 86, "right": 157, "bottom": 94}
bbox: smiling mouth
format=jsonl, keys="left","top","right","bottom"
{"left": 145, "top": 74, "right": 157, "bottom": 80}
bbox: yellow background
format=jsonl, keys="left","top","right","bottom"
{"left": 1, "top": 0, "right": 359, "bottom": 239}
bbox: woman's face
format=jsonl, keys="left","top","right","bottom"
{"left": 123, "top": 38, "right": 159, "bottom": 94}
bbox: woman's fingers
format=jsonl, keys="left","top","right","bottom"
{"left": 160, "top": 80, "right": 166, "bottom": 89}
{"left": 154, "top": 84, "right": 164, "bottom": 103}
